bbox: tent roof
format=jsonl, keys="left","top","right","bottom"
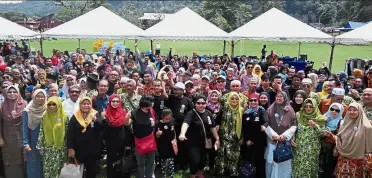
{"left": 229, "top": 8, "right": 332, "bottom": 42}
{"left": 336, "top": 22, "right": 372, "bottom": 44}
{"left": 344, "top": 21, "right": 367, "bottom": 30}
{"left": 43, "top": 6, "right": 144, "bottom": 39}
{"left": 0, "top": 17, "right": 39, "bottom": 40}
{"left": 144, "top": 7, "right": 229, "bottom": 40}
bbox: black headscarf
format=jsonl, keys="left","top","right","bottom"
{"left": 290, "top": 90, "right": 307, "bottom": 113}
{"left": 259, "top": 92, "right": 270, "bottom": 110}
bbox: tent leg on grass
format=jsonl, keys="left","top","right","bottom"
{"left": 231, "top": 40, "right": 235, "bottom": 58}
{"left": 223, "top": 40, "right": 226, "bottom": 55}
{"left": 39, "top": 37, "right": 43, "bottom": 55}
{"left": 78, "top": 39, "right": 81, "bottom": 49}
{"left": 298, "top": 42, "right": 301, "bottom": 58}
{"left": 329, "top": 39, "right": 336, "bottom": 72}
{"left": 150, "top": 40, "right": 154, "bottom": 53}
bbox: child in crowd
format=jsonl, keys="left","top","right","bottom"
{"left": 155, "top": 108, "right": 177, "bottom": 178}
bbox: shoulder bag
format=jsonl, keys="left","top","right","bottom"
{"left": 134, "top": 109, "right": 157, "bottom": 155}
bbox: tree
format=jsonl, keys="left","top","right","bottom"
{"left": 54, "top": 0, "right": 109, "bottom": 21}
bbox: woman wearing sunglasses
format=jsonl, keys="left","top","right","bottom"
{"left": 215, "top": 92, "right": 243, "bottom": 177}
{"left": 37, "top": 96, "right": 68, "bottom": 178}
{"left": 241, "top": 95, "right": 267, "bottom": 178}
{"left": 0, "top": 86, "right": 27, "bottom": 178}
{"left": 179, "top": 95, "right": 219, "bottom": 178}
{"left": 292, "top": 98, "right": 327, "bottom": 178}
{"left": 319, "top": 103, "right": 344, "bottom": 178}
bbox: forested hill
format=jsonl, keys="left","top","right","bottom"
{"left": 0, "top": 0, "right": 371, "bottom": 32}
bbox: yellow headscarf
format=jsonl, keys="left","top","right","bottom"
{"left": 318, "top": 81, "right": 329, "bottom": 98}
{"left": 253, "top": 64, "right": 263, "bottom": 79}
{"left": 42, "top": 96, "right": 67, "bottom": 149}
{"left": 226, "top": 92, "right": 243, "bottom": 139}
{"left": 74, "top": 97, "right": 98, "bottom": 133}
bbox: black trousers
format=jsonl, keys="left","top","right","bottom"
{"left": 106, "top": 149, "right": 131, "bottom": 178}
{"left": 79, "top": 158, "right": 98, "bottom": 178}
{"left": 188, "top": 146, "right": 206, "bottom": 175}
{"left": 175, "top": 125, "right": 188, "bottom": 169}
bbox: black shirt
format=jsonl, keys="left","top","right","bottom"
{"left": 184, "top": 109, "right": 216, "bottom": 147}
{"left": 153, "top": 94, "right": 166, "bottom": 121}
{"left": 131, "top": 108, "right": 155, "bottom": 138}
{"left": 242, "top": 107, "right": 267, "bottom": 146}
{"left": 165, "top": 95, "right": 194, "bottom": 127}
{"left": 155, "top": 120, "right": 176, "bottom": 158}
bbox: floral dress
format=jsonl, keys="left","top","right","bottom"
{"left": 119, "top": 93, "right": 141, "bottom": 112}
{"left": 215, "top": 108, "right": 241, "bottom": 176}
{"left": 292, "top": 122, "right": 324, "bottom": 178}
{"left": 37, "top": 117, "right": 69, "bottom": 178}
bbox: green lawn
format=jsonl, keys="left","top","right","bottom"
{"left": 30, "top": 39, "right": 372, "bottom": 73}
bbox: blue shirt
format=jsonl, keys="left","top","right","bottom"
{"left": 92, "top": 94, "right": 109, "bottom": 113}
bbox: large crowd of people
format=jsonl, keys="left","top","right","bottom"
{"left": 0, "top": 41, "right": 372, "bottom": 178}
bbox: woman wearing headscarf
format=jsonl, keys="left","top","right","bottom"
{"left": 264, "top": 91, "right": 296, "bottom": 178}
{"left": 259, "top": 92, "right": 270, "bottom": 110}
{"left": 352, "top": 69, "right": 364, "bottom": 79}
{"left": 0, "top": 81, "right": 13, "bottom": 104}
{"left": 47, "top": 83, "right": 67, "bottom": 101}
{"left": 241, "top": 95, "right": 267, "bottom": 178}
{"left": 67, "top": 97, "right": 102, "bottom": 178}
{"left": 22, "top": 89, "right": 46, "bottom": 178}
{"left": 102, "top": 94, "right": 130, "bottom": 178}
{"left": 253, "top": 64, "right": 263, "bottom": 81}
{"left": 31, "top": 69, "right": 47, "bottom": 89}
{"left": 61, "top": 75, "right": 76, "bottom": 98}
{"left": 308, "top": 73, "right": 319, "bottom": 92}
{"left": 0, "top": 86, "right": 27, "bottom": 178}
{"left": 205, "top": 90, "right": 223, "bottom": 171}
{"left": 215, "top": 92, "right": 243, "bottom": 176}
{"left": 319, "top": 103, "right": 344, "bottom": 178}
{"left": 292, "top": 98, "right": 327, "bottom": 177}
{"left": 318, "top": 81, "right": 329, "bottom": 99}
{"left": 290, "top": 90, "right": 308, "bottom": 113}
{"left": 24, "top": 85, "right": 35, "bottom": 102}
{"left": 78, "top": 77, "right": 88, "bottom": 97}
{"left": 333, "top": 102, "right": 372, "bottom": 178}
{"left": 37, "top": 96, "right": 68, "bottom": 178}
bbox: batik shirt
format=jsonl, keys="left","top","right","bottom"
{"left": 120, "top": 93, "right": 141, "bottom": 112}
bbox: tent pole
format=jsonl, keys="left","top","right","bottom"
{"left": 78, "top": 39, "right": 81, "bottom": 50}
{"left": 150, "top": 40, "right": 153, "bottom": 54}
{"left": 223, "top": 40, "right": 226, "bottom": 55}
{"left": 123, "top": 39, "right": 125, "bottom": 45}
{"left": 298, "top": 42, "right": 301, "bottom": 58}
{"left": 39, "top": 38, "right": 43, "bottom": 55}
{"left": 134, "top": 39, "right": 139, "bottom": 52}
{"left": 231, "top": 40, "right": 235, "bottom": 58}
{"left": 329, "top": 38, "right": 336, "bottom": 72}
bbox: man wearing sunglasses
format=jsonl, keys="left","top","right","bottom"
{"left": 302, "top": 78, "right": 321, "bottom": 105}
{"left": 361, "top": 88, "right": 372, "bottom": 121}
{"left": 319, "top": 88, "right": 348, "bottom": 117}
{"left": 62, "top": 85, "right": 81, "bottom": 120}
{"left": 240, "top": 62, "right": 259, "bottom": 92}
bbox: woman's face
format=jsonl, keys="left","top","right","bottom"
{"left": 110, "top": 97, "right": 120, "bottom": 109}
{"left": 249, "top": 98, "right": 258, "bottom": 108}
{"left": 230, "top": 95, "right": 239, "bottom": 106}
{"left": 295, "top": 94, "right": 304, "bottom": 105}
{"left": 34, "top": 92, "right": 46, "bottom": 106}
{"left": 304, "top": 102, "right": 314, "bottom": 113}
{"left": 38, "top": 72, "right": 45, "bottom": 80}
{"left": 195, "top": 98, "right": 206, "bottom": 111}
{"left": 330, "top": 105, "right": 340, "bottom": 118}
{"left": 6, "top": 88, "right": 18, "bottom": 100}
{"left": 210, "top": 93, "right": 219, "bottom": 103}
{"left": 162, "top": 114, "right": 172, "bottom": 123}
{"left": 259, "top": 95, "right": 268, "bottom": 105}
{"left": 347, "top": 106, "right": 359, "bottom": 119}
{"left": 255, "top": 67, "right": 260, "bottom": 73}
{"left": 80, "top": 80, "right": 87, "bottom": 89}
{"left": 80, "top": 100, "right": 91, "bottom": 113}
{"left": 1, "top": 84, "right": 9, "bottom": 94}
{"left": 66, "top": 77, "right": 74, "bottom": 86}
{"left": 173, "top": 62, "right": 180, "bottom": 69}
{"left": 275, "top": 94, "right": 285, "bottom": 105}
{"left": 49, "top": 88, "right": 58, "bottom": 97}
{"left": 47, "top": 101, "right": 57, "bottom": 112}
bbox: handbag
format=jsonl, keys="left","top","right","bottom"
{"left": 59, "top": 157, "right": 84, "bottom": 178}
{"left": 193, "top": 109, "right": 212, "bottom": 149}
{"left": 239, "top": 161, "right": 256, "bottom": 178}
{"left": 273, "top": 141, "right": 293, "bottom": 163}
{"left": 134, "top": 109, "right": 157, "bottom": 155}
{"left": 113, "top": 151, "right": 137, "bottom": 175}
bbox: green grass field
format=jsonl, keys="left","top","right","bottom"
{"left": 30, "top": 39, "right": 372, "bottom": 73}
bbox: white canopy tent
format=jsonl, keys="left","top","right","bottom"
{"left": 43, "top": 6, "right": 144, "bottom": 39}
{"left": 0, "top": 17, "right": 39, "bottom": 40}
{"left": 144, "top": 7, "right": 229, "bottom": 40}
{"left": 335, "top": 22, "right": 372, "bottom": 44}
{"left": 230, "top": 8, "right": 332, "bottom": 42}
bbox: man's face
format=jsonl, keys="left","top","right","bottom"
{"left": 227, "top": 70, "right": 233, "bottom": 77}
{"left": 214, "top": 64, "right": 220, "bottom": 71}
{"left": 201, "top": 79, "right": 209, "bottom": 88}
{"left": 66, "top": 77, "right": 75, "bottom": 86}
{"left": 71, "top": 54, "right": 77, "bottom": 62}
{"left": 241, "top": 56, "right": 246, "bottom": 62}
{"left": 12, "top": 71, "right": 21, "bottom": 80}
{"left": 327, "top": 82, "right": 335, "bottom": 94}
{"left": 211, "top": 72, "right": 218, "bottom": 80}
{"left": 126, "top": 82, "right": 136, "bottom": 92}
{"left": 302, "top": 84, "right": 312, "bottom": 94}
{"left": 127, "top": 62, "right": 133, "bottom": 70}
{"left": 3, "top": 74, "right": 12, "bottom": 82}
{"left": 262, "top": 79, "right": 270, "bottom": 88}
{"left": 131, "top": 73, "right": 140, "bottom": 81}
{"left": 248, "top": 80, "right": 257, "bottom": 91}
{"left": 205, "top": 63, "right": 210, "bottom": 69}
{"left": 230, "top": 83, "right": 241, "bottom": 92}
{"left": 16, "top": 57, "right": 23, "bottom": 64}
{"left": 292, "top": 77, "right": 301, "bottom": 87}
{"left": 288, "top": 69, "right": 295, "bottom": 77}
{"left": 217, "top": 79, "right": 226, "bottom": 89}
{"left": 143, "top": 74, "right": 152, "bottom": 84}
{"left": 153, "top": 81, "right": 162, "bottom": 92}
{"left": 362, "top": 90, "right": 372, "bottom": 105}
{"left": 69, "top": 88, "right": 81, "bottom": 102}
{"left": 109, "top": 71, "right": 119, "bottom": 82}
{"left": 246, "top": 65, "right": 253, "bottom": 73}
{"left": 355, "top": 79, "right": 362, "bottom": 88}
{"left": 332, "top": 94, "right": 344, "bottom": 104}
{"left": 46, "top": 59, "right": 53, "bottom": 66}
{"left": 98, "top": 82, "right": 109, "bottom": 94}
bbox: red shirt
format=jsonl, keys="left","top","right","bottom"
{"left": 51, "top": 55, "right": 58, "bottom": 66}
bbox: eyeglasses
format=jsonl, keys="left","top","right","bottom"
{"left": 69, "top": 90, "right": 80, "bottom": 94}
{"left": 111, "top": 100, "right": 120, "bottom": 103}
{"left": 249, "top": 99, "right": 257, "bottom": 102}
{"left": 231, "top": 85, "right": 240, "bottom": 87}
{"left": 246, "top": 66, "right": 253, "bottom": 69}
{"left": 196, "top": 102, "right": 206, "bottom": 105}
{"left": 303, "top": 85, "right": 311, "bottom": 88}
{"left": 305, "top": 105, "right": 313, "bottom": 109}
{"left": 47, "top": 103, "right": 56, "bottom": 106}
{"left": 330, "top": 108, "right": 341, "bottom": 113}
{"left": 1, "top": 86, "right": 8, "bottom": 89}
{"left": 186, "top": 85, "right": 193, "bottom": 88}
{"left": 217, "top": 80, "right": 225, "bottom": 83}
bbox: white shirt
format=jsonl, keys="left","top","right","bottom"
{"left": 62, "top": 98, "right": 80, "bottom": 120}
